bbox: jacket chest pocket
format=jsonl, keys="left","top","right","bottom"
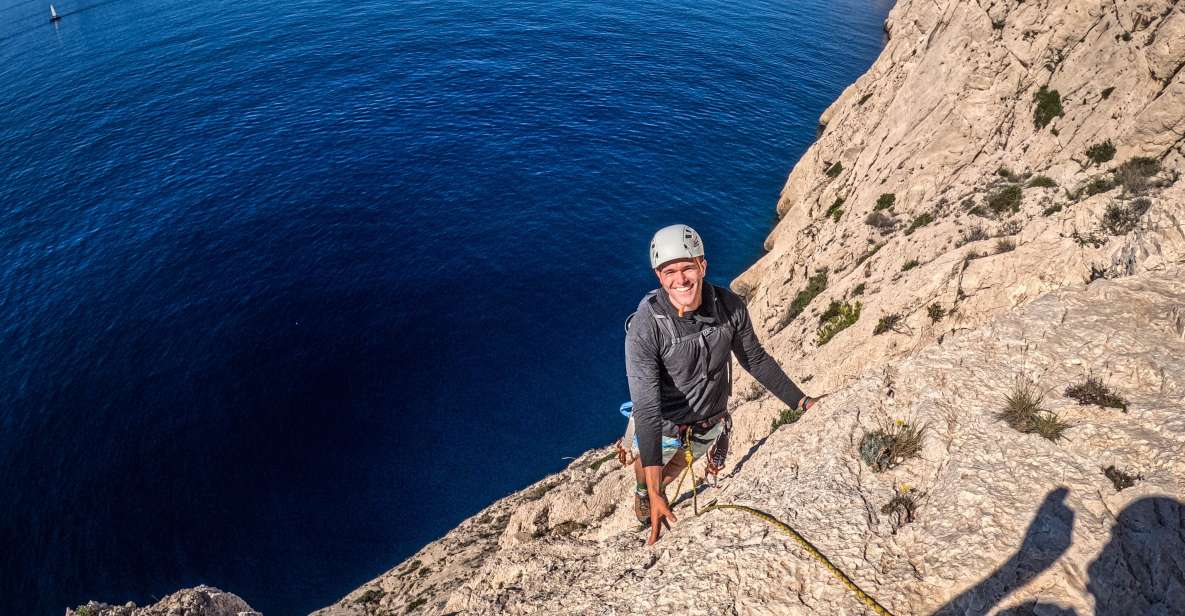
{"left": 663, "top": 326, "right": 729, "bottom": 389}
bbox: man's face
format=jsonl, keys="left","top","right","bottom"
{"left": 655, "top": 257, "right": 706, "bottom": 311}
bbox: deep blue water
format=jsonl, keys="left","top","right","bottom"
{"left": 0, "top": 0, "right": 891, "bottom": 613}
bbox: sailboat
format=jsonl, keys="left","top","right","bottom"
{"left": 50, "top": 4, "right": 62, "bottom": 21}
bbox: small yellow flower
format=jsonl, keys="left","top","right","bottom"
{"left": 894, "top": 418, "right": 905, "bottom": 426}
{"left": 899, "top": 484, "right": 911, "bottom": 494}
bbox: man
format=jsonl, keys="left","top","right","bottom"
{"left": 624, "top": 224, "right": 817, "bottom": 544}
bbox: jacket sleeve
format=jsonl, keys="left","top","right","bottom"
{"left": 625, "top": 310, "right": 665, "bottom": 468}
{"left": 729, "top": 299, "right": 806, "bottom": 410}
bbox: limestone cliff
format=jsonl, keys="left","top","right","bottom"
{"left": 312, "top": 1, "right": 1185, "bottom": 614}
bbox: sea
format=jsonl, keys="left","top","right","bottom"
{"left": 0, "top": 0, "right": 893, "bottom": 613}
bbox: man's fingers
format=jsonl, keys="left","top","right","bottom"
{"left": 666, "top": 510, "right": 678, "bottom": 523}
{"left": 647, "top": 524, "right": 660, "bottom": 545}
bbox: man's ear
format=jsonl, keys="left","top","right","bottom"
{"left": 698, "top": 257, "right": 708, "bottom": 274}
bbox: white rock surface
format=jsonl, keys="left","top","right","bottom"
{"left": 66, "top": 585, "right": 260, "bottom": 616}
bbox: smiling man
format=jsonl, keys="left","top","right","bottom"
{"left": 624, "top": 224, "right": 817, "bottom": 544}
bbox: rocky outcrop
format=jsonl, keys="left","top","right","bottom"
{"left": 66, "top": 586, "right": 260, "bottom": 616}
{"left": 312, "top": 1, "right": 1185, "bottom": 614}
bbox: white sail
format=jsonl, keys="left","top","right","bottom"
{"left": 50, "top": 4, "right": 58, "bottom": 18}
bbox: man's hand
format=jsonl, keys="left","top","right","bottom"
{"left": 644, "top": 465, "right": 676, "bottom": 544}
{"left": 647, "top": 493, "right": 677, "bottom": 544}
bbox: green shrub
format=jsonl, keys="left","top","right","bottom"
{"left": 1027, "top": 175, "right": 1057, "bottom": 188}
{"left": 874, "top": 313, "right": 901, "bottom": 335}
{"left": 1117, "top": 156, "right": 1160, "bottom": 194}
{"left": 817, "top": 299, "right": 843, "bottom": 325}
{"left": 851, "top": 283, "right": 866, "bottom": 297}
{"left": 1085, "top": 140, "right": 1116, "bottom": 165}
{"left": 825, "top": 161, "right": 843, "bottom": 178}
{"left": 959, "top": 225, "right": 988, "bottom": 246}
{"left": 996, "top": 238, "right": 1016, "bottom": 253}
{"left": 927, "top": 303, "right": 945, "bottom": 323}
{"left": 1101, "top": 198, "right": 1151, "bottom": 235}
{"left": 855, "top": 243, "right": 884, "bottom": 268}
{"left": 996, "top": 166, "right": 1016, "bottom": 179}
{"left": 859, "top": 419, "right": 926, "bottom": 472}
{"left": 904, "top": 212, "right": 934, "bottom": 235}
{"left": 986, "top": 184, "right": 1023, "bottom": 215}
{"left": 826, "top": 197, "right": 845, "bottom": 222}
{"left": 74, "top": 606, "right": 98, "bottom": 616}
{"left": 865, "top": 210, "right": 896, "bottom": 230}
{"left": 786, "top": 270, "right": 828, "bottom": 322}
{"left": 901, "top": 259, "right": 920, "bottom": 271}
{"left": 1000, "top": 379, "right": 1070, "bottom": 441}
{"left": 1102, "top": 465, "right": 1142, "bottom": 491}
{"left": 355, "top": 589, "right": 386, "bottom": 605}
{"left": 1033, "top": 86, "right": 1063, "bottom": 129}
{"left": 770, "top": 406, "right": 806, "bottom": 431}
{"left": 875, "top": 193, "right": 896, "bottom": 211}
{"left": 1071, "top": 229, "right": 1106, "bottom": 248}
{"left": 1064, "top": 377, "right": 1128, "bottom": 411}
{"left": 1042, "top": 203, "right": 1063, "bottom": 216}
{"left": 1083, "top": 176, "right": 1115, "bottom": 197}
{"left": 816, "top": 301, "right": 861, "bottom": 346}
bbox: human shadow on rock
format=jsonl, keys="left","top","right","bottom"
{"left": 932, "top": 489, "right": 1185, "bottom": 615}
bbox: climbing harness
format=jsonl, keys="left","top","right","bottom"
{"left": 671, "top": 428, "right": 896, "bottom": 616}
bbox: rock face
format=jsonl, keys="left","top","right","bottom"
{"left": 67, "top": 585, "right": 260, "bottom": 616}
{"left": 311, "top": 1, "right": 1185, "bottom": 614}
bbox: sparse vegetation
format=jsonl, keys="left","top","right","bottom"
{"left": 996, "top": 166, "right": 1016, "bottom": 180}
{"left": 1083, "top": 176, "right": 1115, "bottom": 197}
{"left": 826, "top": 197, "right": 845, "bottom": 222}
{"left": 996, "top": 238, "right": 1016, "bottom": 253}
{"left": 817, "top": 299, "right": 843, "bottom": 325}
{"left": 1071, "top": 229, "right": 1106, "bottom": 248}
{"left": 904, "top": 212, "right": 934, "bottom": 235}
{"left": 1065, "top": 377, "right": 1128, "bottom": 411}
{"left": 927, "top": 303, "right": 945, "bottom": 323}
{"left": 901, "top": 259, "right": 919, "bottom": 271}
{"left": 881, "top": 489, "right": 918, "bottom": 532}
{"left": 407, "top": 596, "right": 429, "bottom": 611}
{"left": 1042, "top": 203, "right": 1063, "bottom": 216}
{"left": 74, "top": 606, "right": 98, "bottom": 616}
{"left": 783, "top": 270, "right": 829, "bottom": 326}
{"left": 825, "top": 161, "right": 843, "bottom": 178}
{"left": 958, "top": 225, "right": 989, "bottom": 246}
{"left": 859, "top": 419, "right": 926, "bottom": 472}
{"left": 851, "top": 282, "right": 866, "bottom": 297}
{"left": 986, "top": 184, "right": 1023, "bottom": 215}
{"left": 999, "top": 380, "right": 1069, "bottom": 441}
{"left": 1026, "top": 175, "right": 1057, "bottom": 188}
{"left": 1102, "top": 465, "right": 1142, "bottom": 491}
{"left": 874, "top": 313, "right": 902, "bottom": 335}
{"left": 816, "top": 301, "right": 861, "bottom": 346}
{"left": 771, "top": 406, "right": 806, "bottom": 431}
{"left": 1117, "top": 156, "right": 1160, "bottom": 194}
{"left": 855, "top": 243, "right": 884, "bottom": 268}
{"left": 865, "top": 210, "right": 896, "bottom": 230}
{"left": 356, "top": 589, "right": 386, "bottom": 605}
{"left": 1085, "top": 140, "right": 1117, "bottom": 165}
{"left": 1101, "top": 198, "right": 1152, "bottom": 235}
{"left": 1033, "top": 86, "right": 1063, "bottom": 129}
{"left": 875, "top": 193, "right": 896, "bottom": 211}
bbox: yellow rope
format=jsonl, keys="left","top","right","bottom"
{"left": 674, "top": 429, "right": 895, "bottom": 616}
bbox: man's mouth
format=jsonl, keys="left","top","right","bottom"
{"left": 673, "top": 285, "right": 692, "bottom": 293}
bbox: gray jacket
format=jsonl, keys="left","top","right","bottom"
{"left": 625, "top": 283, "right": 805, "bottom": 467}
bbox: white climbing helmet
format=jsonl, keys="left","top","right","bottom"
{"left": 649, "top": 224, "right": 705, "bottom": 269}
